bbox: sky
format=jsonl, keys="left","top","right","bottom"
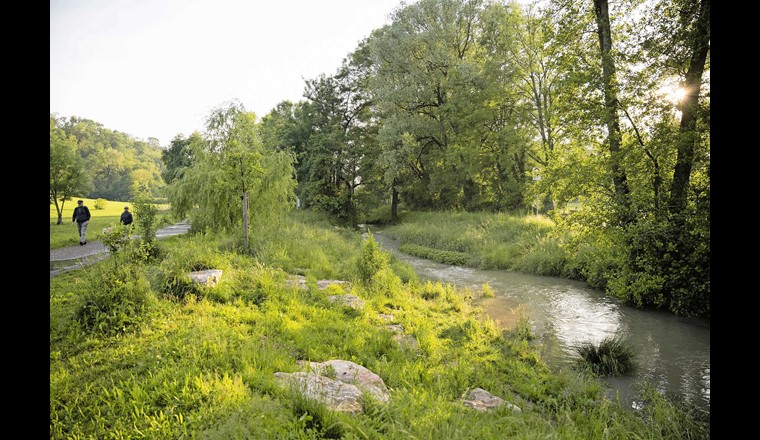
{"left": 50, "top": 0, "right": 417, "bottom": 146}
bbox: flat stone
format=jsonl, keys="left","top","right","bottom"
{"left": 462, "top": 387, "right": 521, "bottom": 413}
{"left": 327, "top": 294, "right": 365, "bottom": 310}
{"left": 317, "top": 280, "right": 352, "bottom": 291}
{"left": 189, "top": 269, "right": 223, "bottom": 287}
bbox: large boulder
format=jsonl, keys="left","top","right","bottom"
{"left": 274, "top": 372, "right": 363, "bottom": 414}
{"left": 303, "top": 360, "right": 390, "bottom": 403}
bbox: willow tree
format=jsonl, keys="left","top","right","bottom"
{"left": 167, "top": 101, "right": 296, "bottom": 249}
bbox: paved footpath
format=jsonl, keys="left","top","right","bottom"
{"left": 50, "top": 220, "right": 191, "bottom": 277}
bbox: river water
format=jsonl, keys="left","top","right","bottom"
{"left": 371, "top": 230, "right": 710, "bottom": 412}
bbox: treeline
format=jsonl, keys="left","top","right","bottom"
{"left": 161, "top": 0, "right": 709, "bottom": 318}
{"left": 52, "top": 0, "right": 709, "bottom": 317}
{"left": 239, "top": 0, "right": 708, "bottom": 317}
{"left": 49, "top": 114, "right": 166, "bottom": 202}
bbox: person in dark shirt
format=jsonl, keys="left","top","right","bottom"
{"left": 72, "top": 200, "right": 91, "bottom": 245}
{"left": 120, "top": 206, "right": 134, "bottom": 237}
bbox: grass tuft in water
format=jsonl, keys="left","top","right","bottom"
{"left": 574, "top": 336, "right": 636, "bottom": 376}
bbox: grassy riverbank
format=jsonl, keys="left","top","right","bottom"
{"left": 50, "top": 210, "right": 708, "bottom": 438}
{"left": 379, "top": 211, "right": 567, "bottom": 276}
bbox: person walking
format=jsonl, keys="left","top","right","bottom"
{"left": 72, "top": 200, "right": 91, "bottom": 245}
{"left": 120, "top": 205, "right": 134, "bottom": 237}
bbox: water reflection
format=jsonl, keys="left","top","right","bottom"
{"left": 372, "top": 230, "right": 710, "bottom": 411}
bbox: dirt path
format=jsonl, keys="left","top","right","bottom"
{"left": 50, "top": 220, "right": 191, "bottom": 277}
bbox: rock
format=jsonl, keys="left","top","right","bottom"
{"left": 461, "top": 388, "right": 521, "bottom": 413}
{"left": 189, "top": 269, "right": 223, "bottom": 287}
{"left": 304, "top": 360, "right": 390, "bottom": 403}
{"left": 386, "top": 324, "right": 404, "bottom": 333}
{"left": 378, "top": 313, "right": 394, "bottom": 322}
{"left": 317, "top": 280, "right": 352, "bottom": 291}
{"left": 274, "top": 372, "right": 364, "bottom": 414}
{"left": 392, "top": 333, "right": 419, "bottom": 349}
{"left": 327, "top": 294, "right": 365, "bottom": 310}
{"left": 286, "top": 275, "right": 308, "bottom": 290}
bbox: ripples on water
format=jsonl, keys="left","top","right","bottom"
{"left": 372, "top": 231, "right": 710, "bottom": 411}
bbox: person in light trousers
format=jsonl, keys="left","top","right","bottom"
{"left": 72, "top": 200, "right": 91, "bottom": 245}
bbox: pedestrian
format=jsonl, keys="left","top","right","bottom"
{"left": 120, "top": 205, "right": 134, "bottom": 237}
{"left": 72, "top": 200, "right": 91, "bottom": 245}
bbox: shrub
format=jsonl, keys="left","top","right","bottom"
{"left": 133, "top": 193, "right": 160, "bottom": 258}
{"left": 93, "top": 198, "right": 108, "bottom": 210}
{"left": 357, "top": 232, "right": 389, "bottom": 284}
{"left": 74, "top": 262, "right": 154, "bottom": 336}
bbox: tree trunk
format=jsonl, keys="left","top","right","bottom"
{"left": 391, "top": 186, "right": 399, "bottom": 223}
{"left": 242, "top": 192, "right": 249, "bottom": 248}
{"left": 669, "top": 0, "right": 710, "bottom": 216}
{"left": 593, "top": 0, "right": 631, "bottom": 224}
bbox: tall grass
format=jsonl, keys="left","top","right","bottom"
{"left": 383, "top": 211, "right": 567, "bottom": 276}
{"left": 50, "top": 209, "right": 708, "bottom": 439}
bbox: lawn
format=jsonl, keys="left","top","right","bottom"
{"left": 50, "top": 197, "right": 170, "bottom": 250}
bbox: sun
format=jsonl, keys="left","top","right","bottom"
{"left": 660, "top": 84, "right": 687, "bottom": 105}
{"left": 672, "top": 87, "right": 687, "bottom": 102}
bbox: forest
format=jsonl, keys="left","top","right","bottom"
{"left": 51, "top": 0, "right": 709, "bottom": 318}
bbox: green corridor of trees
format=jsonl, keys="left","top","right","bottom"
{"left": 51, "top": 0, "right": 709, "bottom": 318}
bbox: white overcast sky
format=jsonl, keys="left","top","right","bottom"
{"left": 50, "top": 0, "right": 418, "bottom": 146}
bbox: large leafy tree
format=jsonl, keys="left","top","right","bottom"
{"left": 161, "top": 132, "right": 201, "bottom": 184}
{"left": 167, "top": 101, "right": 296, "bottom": 249}
{"left": 370, "top": 0, "right": 504, "bottom": 212}
{"left": 50, "top": 116, "right": 90, "bottom": 224}
{"left": 296, "top": 41, "right": 377, "bottom": 226}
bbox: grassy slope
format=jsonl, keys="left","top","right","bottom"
{"left": 49, "top": 210, "right": 707, "bottom": 439}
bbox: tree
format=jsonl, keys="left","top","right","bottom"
{"left": 666, "top": 0, "right": 710, "bottom": 217}
{"left": 369, "top": 0, "right": 501, "bottom": 212}
{"left": 298, "top": 41, "right": 376, "bottom": 226}
{"left": 50, "top": 117, "right": 90, "bottom": 224}
{"left": 161, "top": 133, "right": 200, "bottom": 184}
{"left": 593, "top": 0, "right": 632, "bottom": 225}
{"left": 166, "top": 101, "right": 296, "bottom": 250}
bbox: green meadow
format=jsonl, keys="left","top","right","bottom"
{"left": 50, "top": 197, "right": 171, "bottom": 250}
{"left": 49, "top": 210, "right": 708, "bottom": 439}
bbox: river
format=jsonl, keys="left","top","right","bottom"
{"left": 370, "top": 229, "right": 710, "bottom": 412}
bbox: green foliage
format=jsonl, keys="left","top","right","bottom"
{"left": 574, "top": 336, "right": 637, "bottom": 376}
{"left": 400, "top": 243, "right": 471, "bottom": 266}
{"left": 93, "top": 198, "right": 108, "bottom": 210}
{"left": 50, "top": 117, "right": 91, "bottom": 223}
{"left": 50, "top": 208, "right": 705, "bottom": 439}
{"left": 166, "top": 101, "right": 296, "bottom": 249}
{"left": 54, "top": 114, "right": 165, "bottom": 201}
{"left": 357, "top": 231, "right": 390, "bottom": 284}
{"left": 74, "top": 261, "right": 154, "bottom": 336}
{"left": 156, "top": 235, "right": 231, "bottom": 300}
{"left": 132, "top": 193, "right": 160, "bottom": 259}
{"left": 100, "top": 223, "right": 130, "bottom": 256}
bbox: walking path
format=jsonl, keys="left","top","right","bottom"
{"left": 50, "top": 220, "right": 191, "bottom": 277}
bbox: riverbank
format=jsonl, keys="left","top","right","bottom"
{"left": 50, "top": 211, "right": 709, "bottom": 438}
